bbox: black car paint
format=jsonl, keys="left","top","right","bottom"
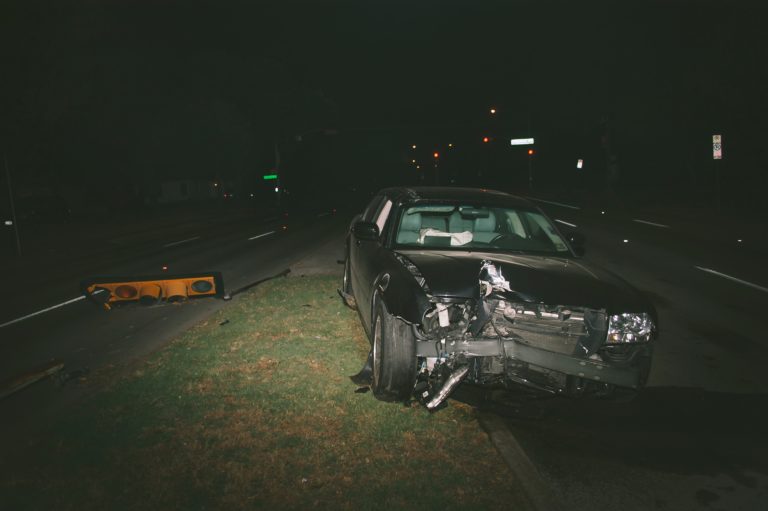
{"left": 397, "top": 250, "right": 655, "bottom": 317}
{"left": 349, "top": 223, "right": 432, "bottom": 338}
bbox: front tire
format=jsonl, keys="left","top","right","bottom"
{"left": 371, "top": 299, "right": 417, "bottom": 402}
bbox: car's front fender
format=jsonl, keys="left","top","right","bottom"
{"left": 373, "top": 268, "right": 431, "bottom": 326}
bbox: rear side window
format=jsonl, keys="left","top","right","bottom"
{"left": 375, "top": 200, "right": 393, "bottom": 235}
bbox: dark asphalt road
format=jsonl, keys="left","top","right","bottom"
{"left": 0, "top": 206, "right": 349, "bottom": 444}
{"left": 470, "top": 197, "right": 768, "bottom": 511}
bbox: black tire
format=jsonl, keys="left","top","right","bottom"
{"left": 371, "top": 298, "right": 417, "bottom": 402}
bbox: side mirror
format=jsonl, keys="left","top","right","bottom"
{"left": 353, "top": 221, "right": 380, "bottom": 242}
{"left": 568, "top": 231, "right": 586, "bottom": 256}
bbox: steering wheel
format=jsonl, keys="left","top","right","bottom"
{"left": 490, "top": 233, "right": 522, "bottom": 245}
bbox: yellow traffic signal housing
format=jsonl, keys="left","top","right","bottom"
{"left": 81, "top": 272, "right": 224, "bottom": 308}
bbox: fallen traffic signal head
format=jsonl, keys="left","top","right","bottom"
{"left": 81, "top": 271, "right": 224, "bottom": 309}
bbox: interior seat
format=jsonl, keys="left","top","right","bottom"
{"left": 473, "top": 211, "right": 498, "bottom": 243}
{"left": 449, "top": 211, "right": 473, "bottom": 232}
{"left": 396, "top": 212, "right": 422, "bottom": 244}
{"left": 421, "top": 214, "right": 448, "bottom": 231}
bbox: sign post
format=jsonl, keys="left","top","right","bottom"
{"left": 713, "top": 135, "right": 722, "bottom": 160}
{"left": 4, "top": 153, "right": 22, "bottom": 257}
{"left": 510, "top": 138, "right": 536, "bottom": 190}
{"left": 713, "top": 134, "right": 722, "bottom": 212}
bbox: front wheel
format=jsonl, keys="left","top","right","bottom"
{"left": 371, "top": 299, "right": 417, "bottom": 402}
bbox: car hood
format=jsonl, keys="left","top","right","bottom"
{"left": 396, "top": 250, "right": 652, "bottom": 314}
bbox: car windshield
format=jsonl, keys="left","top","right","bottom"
{"left": 393, "top": 203, "right": 570, "bottom": 255}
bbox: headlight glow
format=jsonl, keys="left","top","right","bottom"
{"left": 607, "top": 313, "right": 654, "bottom": 343}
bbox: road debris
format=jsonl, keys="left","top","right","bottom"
{"left": 0, "top": 359, "right": 65, "bottom": 400}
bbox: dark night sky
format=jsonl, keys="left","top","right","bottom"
{"left": 1, "top": 1, "right": 767, "bottom": 208}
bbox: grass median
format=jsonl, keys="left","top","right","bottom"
{"left": 1, "top": 274, "right": 522, "bottom": 510}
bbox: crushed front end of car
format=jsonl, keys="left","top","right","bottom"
{"left": 411, "top": 260, "right": 655, "bottom": 409}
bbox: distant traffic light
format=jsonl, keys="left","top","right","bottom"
{"left": 483, "top": 136, "right": 490, "bottom": 143}
{"left": 433, "top": 152, "right": 439, "bottom": 159}
{"left": 528, "top": 148, "right": 535, "bottom": 155}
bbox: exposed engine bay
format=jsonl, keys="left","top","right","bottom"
{"left": 411, "top": 261, "right": 653, "bottom": 409}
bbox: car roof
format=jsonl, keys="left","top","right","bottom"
{"left": 379, "top": 186, "right": 537, "bottom": 209}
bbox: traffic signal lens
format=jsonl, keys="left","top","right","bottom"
{"left": 139, "top": 284, "right": 162, "bottom": 305}
{"left": 528, "top": 149, "right": 535, "bottom": 155}
{"left": 191, "top": 280, "right": 213, "bottom": 293}
{"left": 115, "top": 285, "right": 138, "bottom": 299}
{"left": 165, "top": 280, "right": 188, "bottom": 303}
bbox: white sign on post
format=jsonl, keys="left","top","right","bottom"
{"left": 576, "top": 159, "right": 583, "bottom": 169}
{"left": 713, "top": 134, "right": 722, "bottom": 160}
{"left": 510, "top": 138, "right": 535, "bottom": 146}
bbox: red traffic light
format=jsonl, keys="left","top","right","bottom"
{"left": 528, "top": 148, "right": 535, "bottom": 155}
{"left": 433, "top": 152, "right": 439, "bottom": 159}
{"left": 483, "top": 136, "right": 490, "bottom": 143}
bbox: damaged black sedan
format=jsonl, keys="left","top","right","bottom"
{"left": 340, "top": 187, "right": 656, "bottom": 409}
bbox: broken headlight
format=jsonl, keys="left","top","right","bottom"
{"left": 606, "top": 313, "right": 654, "bottom": 343}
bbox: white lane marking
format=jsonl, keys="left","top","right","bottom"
{"left": 526, "top": 197, "right": 581, "bottom": 210}
{"left": 0, "top": 289, "right": 106, "bottom": 329}
{"left": 695, "top": 266, "right": 768, "bottom": 294}
{"left": 248, "top": 230, "right": 276, "bottom": 241}
{"left": 554, "top": 219, "right": 578, "bottom": 228}
{"left": 633, "top": 219, "right": 671, "bottom": 229}
{"left": 163, "top": 236, "right": 201, "bottom": 248}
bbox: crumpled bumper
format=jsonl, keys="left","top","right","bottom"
{"left": 416, "top": 338, "right": 647, "bottom": 390}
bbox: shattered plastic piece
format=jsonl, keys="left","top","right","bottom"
{"left": 480, "top": 260, "right": 512, "bottom": 292}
